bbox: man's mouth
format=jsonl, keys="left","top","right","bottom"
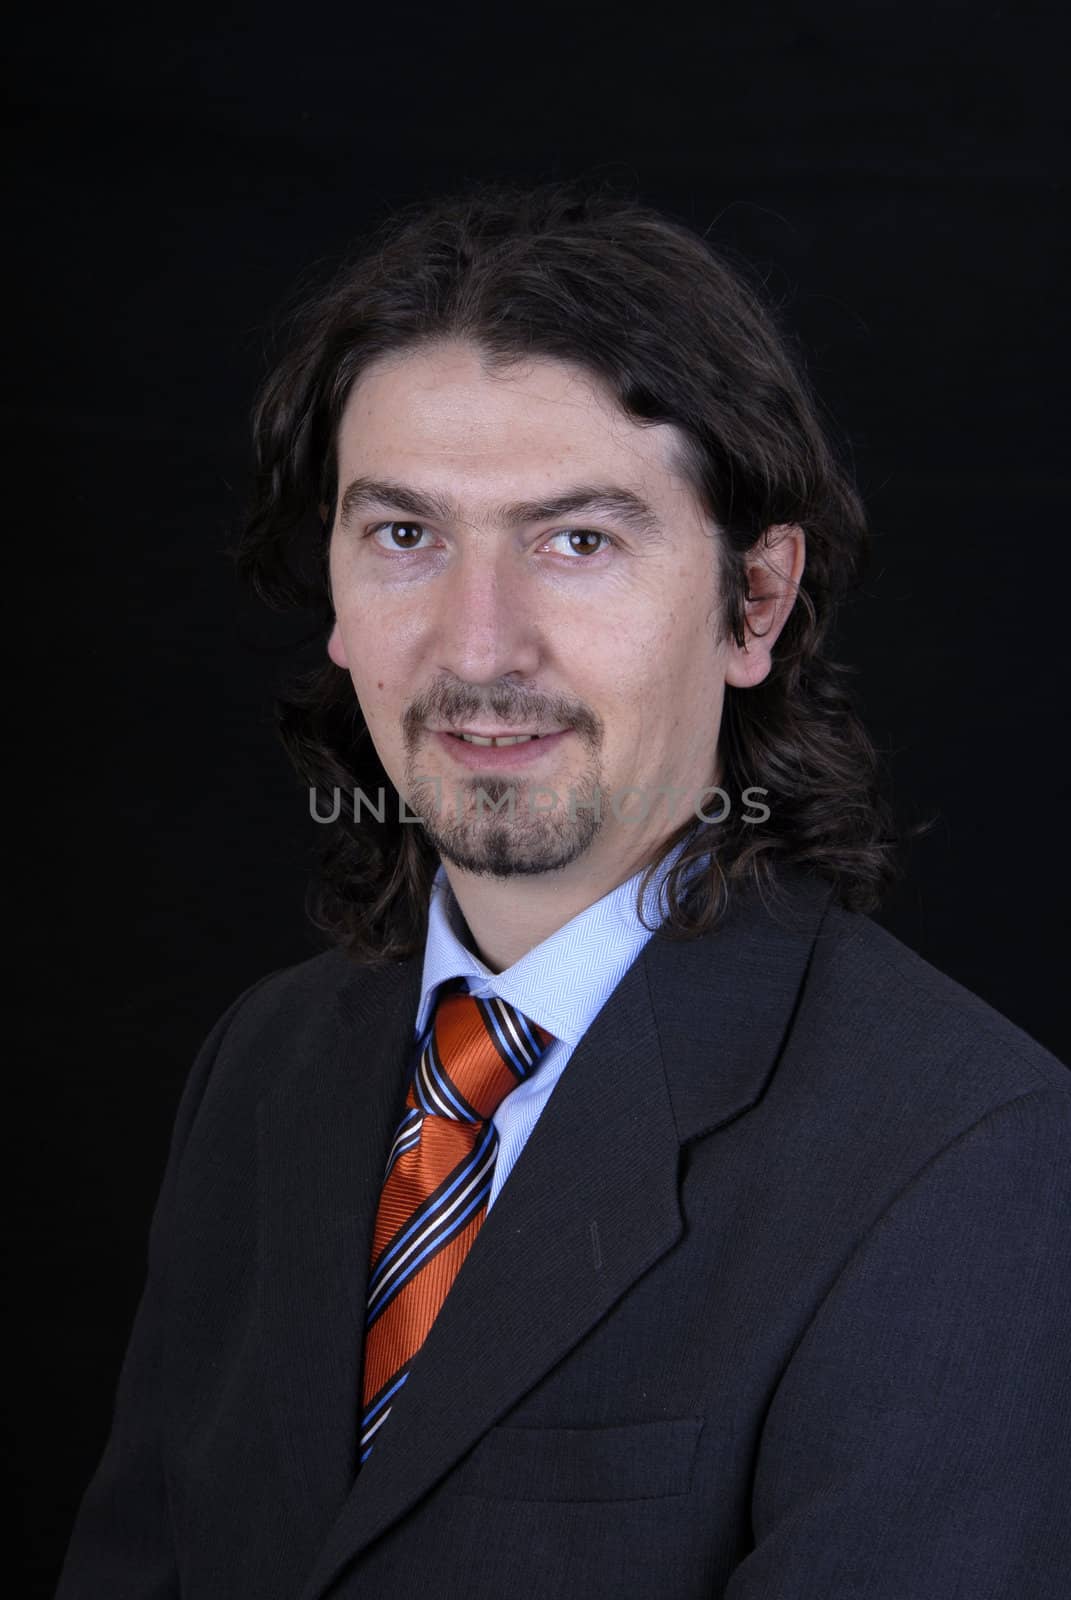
{"left": 432, "top": 726, "right": 568, "bottom": 746}
{"left": 454, "top": 732, "right": 544, "bottom": 747}
{"left": 429, "top": 726, "right": 574, "bottom": 766}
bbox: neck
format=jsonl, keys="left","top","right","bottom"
{"left": 441, "top": 831, "right": 682, "bottom": 972}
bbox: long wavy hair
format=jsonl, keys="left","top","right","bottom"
{"left": 234, "top": 177, "right": 907, "bottom": 965}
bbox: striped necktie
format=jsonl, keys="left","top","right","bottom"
{"left": 359, "top": 980, "right": 555, "bottom": 1465}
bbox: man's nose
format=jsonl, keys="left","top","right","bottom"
{"left": 432, "top": 548, "right": 542, "bottom": 684}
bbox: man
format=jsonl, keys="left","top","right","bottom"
{"left": 57, "top": 181, "right": 1070, "bottom": 1599}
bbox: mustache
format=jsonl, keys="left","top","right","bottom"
{"left": 403, "top": 684, "right": 602, "bottom": 745}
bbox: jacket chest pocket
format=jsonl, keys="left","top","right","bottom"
{"left": 444, "top": 1416, "right": 704, "bottom": 1502}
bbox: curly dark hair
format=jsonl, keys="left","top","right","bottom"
{"left": 233, "top": 176, "right": 906, "bottom": 965}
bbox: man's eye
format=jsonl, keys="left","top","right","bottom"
{"left": 371, "top": 521, "right": 431, "bottom": 551}
{"left": 548, "top": 530, "right": 613, "bottom": 558}
{"left": 367, "top": 524, "right": 613, "bottom": 557}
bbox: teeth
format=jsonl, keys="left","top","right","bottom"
{"left": 458, "top": 733, "right": 538, "bottom": 746}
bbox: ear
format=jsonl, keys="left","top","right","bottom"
{"left": 723, "top": 524, "right": 806, "bottom": 690}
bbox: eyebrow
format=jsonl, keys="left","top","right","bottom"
{"left": 336, "top": 475, "right": 666, "bottom": 541}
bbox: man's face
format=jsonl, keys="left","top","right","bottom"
{"left": 327, "top": 338, "right": 734, "bottom": 883}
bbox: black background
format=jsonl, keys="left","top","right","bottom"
{"left": 12, "top": 2, "right": 1069, "bottom": 1589}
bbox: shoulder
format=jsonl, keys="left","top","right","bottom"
{"left": 207, "top": 943, "right": 420, "bottom": 1064}
{"left": 807, "top": 901, "right": 1068, "bottom": 1097}
{"left": 770, "top": 899, "right": 1071, "bottom": 1199}
{"left": 215, "top": 946, "right": 363, "bottom": 1041}
{"left": 712, "top": 891, "right": 1071, "bottom": 1280}
{"left": 170, "top": 946, "right": 419, "bottom": 1148}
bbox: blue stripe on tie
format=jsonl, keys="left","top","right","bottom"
{"left": 424, "top": 1030, "right": 479, "bottom": 1121}
{"left": 510, "top": 1004, "right": 543, "bottom": 1058}
{"left": 366, "top": 1122, "right": 498, "bottom": 1310}
{"left": 384, "top": 1106, "right": 422, "bottom": 1158}
{"left": 412, "top": 1049, "right": 439, "bottom": 1116}
{"left": 362, "top": 1368, "right": 409, "bottom": 1431}
{"left": 414, "top": 1031, "right": 477, "bottom": 1123}
{"left": 366, "top": 1132, "right": 497, "bottom": 1320}
{"left": 488, "top": 996, "right": 535, "bottom": 1070}
{"left": 368, "top": 1161, "right": 496, "bottom": 1325}
{"left": 366, "top": 1131, "right": 498, "bottom": 1322}
{"left": 477, "top": 996, "right": 531, "bottom": 1078}
{"left": 383, "top": 1121, "right": 422, "bottom": 1181}
{"left": 368, "top": 1140, "right": 486, "bottom": 1304}
{"left": 360, "top": 1371, "right": 411, "bottom": 1460}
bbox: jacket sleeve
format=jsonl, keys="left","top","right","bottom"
{"left": 54, "top": 972, "right": 281, "bottom": 1599}
{"left": 723, "top": 1083, "right": 1071, "bottom": 1600}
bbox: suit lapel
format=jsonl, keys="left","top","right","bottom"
{"left": 299, "top": 867, "right": 834, "bottom": 1600}
{"left": 257, "top": 952, "right": 423, "bottom": 1526}
{"left": 646, "top": 868, "right": 837, "bottom": 1144}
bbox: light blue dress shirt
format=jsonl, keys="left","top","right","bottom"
{"left": 414, "top": 835, "right": 705, "bottom": 1213}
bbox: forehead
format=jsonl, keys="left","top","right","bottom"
{"left": 335, "top": 339, "right": 690, "bottom": 501}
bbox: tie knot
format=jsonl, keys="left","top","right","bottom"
{"left": 412, "top": 986, "right": 555, "bottom": 1124}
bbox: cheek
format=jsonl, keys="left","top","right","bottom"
{"left": 353, "top": 672, "right": 402, "bottom": 731}
{"left": 326, "top": 621, "right": 349, "bottom": 669}
{"left": 556, "top": 599, "right": 676, "bottom": 718}
{"left": 347, "top": 588, "right": 430, "bottom": 662}
{"left": 611, "top": 611, "right": 721, "bottom": 752}
{"left": 333, "top": 585, "right": 421, "bottom": 686}
{"left": 601, "top": 604, "right": 700, "bottom": 698}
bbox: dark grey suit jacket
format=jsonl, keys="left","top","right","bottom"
{"left": 56, "top": 869, "right": 1071, "bottom": 1598}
